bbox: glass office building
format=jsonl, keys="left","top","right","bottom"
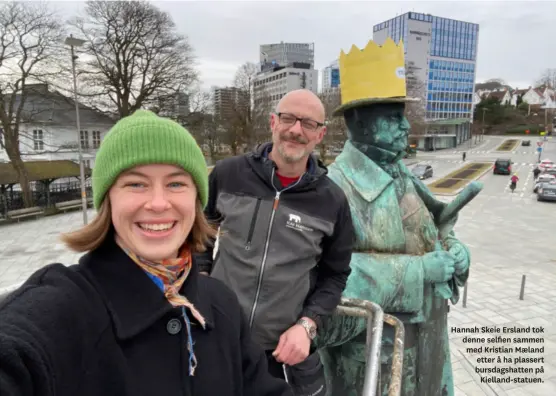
{"left": 373, "top": 12, "right": 479, "bottom": 122}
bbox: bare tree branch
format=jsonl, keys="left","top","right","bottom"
{"left": 0, "top": 1, "right": 65, "bottom": 207}
{"left": 69, "top": 0, "right": 198, "bottom": 118}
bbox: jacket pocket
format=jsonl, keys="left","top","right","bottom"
{"left": 286, "top": 351, "right": 327, "bottom": 396}
{"left": 244, "top": 197, "right": 262, "bottom": 251}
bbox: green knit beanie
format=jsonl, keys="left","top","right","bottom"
{"left": 92, "top": 110, "right": 208, "bottom": 209}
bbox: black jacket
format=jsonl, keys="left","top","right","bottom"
{"left": 0, "top": 237, "right": 292, "bottom": 396}
{"left": 196, "top": 143, "right": 354, "bottom": 349}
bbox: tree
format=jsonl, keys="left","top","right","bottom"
{"left": 535, "top": 68, "right": 556, "bottom": 89}
{"left": 216, "top": 62, "right": 270, "bottom": 155}
{"left": 71, "top": 0, "right": 197, "bottom": 118}
{"left": 317, "top": 89, "right": 346, "bottom": 160}
{"left": 0, "top": 2, "right": 65, "bottom": 207}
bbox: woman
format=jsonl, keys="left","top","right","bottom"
{"left": 0, "top": 110, "right": 292, "bottom": 396}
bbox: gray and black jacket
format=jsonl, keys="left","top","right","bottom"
{"left": 197, "top": 142, "right": 354, "bottom": 350}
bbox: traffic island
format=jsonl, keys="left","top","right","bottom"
{"left": 495, "top": 139, "right": 519, "bottom": 152}
{"left": 428, "top": 162, "right": 492, "bottom": 195}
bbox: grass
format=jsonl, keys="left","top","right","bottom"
{"left": 428, "top": 162, "right": 492, "bottom": 194}
{"left": 495, "top": 139, "right": 519, "bottom": 152}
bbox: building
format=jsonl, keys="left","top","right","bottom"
{"left": 259, "top": 42, "right": 315, "bottom": 72}
{"left": 322, "top": 59, "right": 340, "bottom": 92}
{"left": 373, "top": 12, "right": 479, "bottom": 149}
{"left": 0, "top": 83, "right": 114, "bottom": 170}
{"left": 253, "top": 63, "right": 319, "bottom": 111}
{"left": 212, "top": 87, "right": 248, "bottom": 120}
{"left": 156, "top": 91, "right": 190, "bottom": 119}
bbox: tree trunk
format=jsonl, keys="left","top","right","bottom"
{"left": 5, "top": 139, "right": 34, "bottom": 208}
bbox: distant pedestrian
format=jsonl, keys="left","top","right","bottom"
{"left": 533, "top": 167, "right": 541, "bottom": 179}
{"left": 462, "top": 152, "right": 466, "bottom": 161}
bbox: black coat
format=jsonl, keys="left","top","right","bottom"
{"left": 0, "top": 238, "right": 292, "bottom": 396}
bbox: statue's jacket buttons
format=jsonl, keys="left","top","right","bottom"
{"left": 167, "top": 318, "right": 182, "bottom": 335}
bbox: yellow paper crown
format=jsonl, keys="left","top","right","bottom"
{"left": 338, "top": 38, "right": 407, "bottom": 108}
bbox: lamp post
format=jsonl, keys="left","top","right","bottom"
{"left": 65, "top": 35, "right": 88, "bottom": 225}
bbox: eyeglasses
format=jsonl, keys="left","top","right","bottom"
{"left": 276, "top": 112, "right": 324, "bottom": 132}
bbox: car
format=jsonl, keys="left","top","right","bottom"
{"left": 412, "top": 164, "right": 433, "bottom": 180}
{"left": 533, "top": 174, "right": 555, "bottom": 193}
{"left": 493, "top": 159, "right": 512, "bottom": 175}
{"left": 537, "top": 180, "right": 556, "bottom": 202}
{"left": 522, "top": 140, "right": 531, "bottom": 146}
{"left": 538, "top": 159, "right": 555, "bottom": 171}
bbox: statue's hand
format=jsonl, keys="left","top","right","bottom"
{"left": 421, "top": 251, "right": 455, "bottom": 283}
{"left": 446, "top": 239, "right": 470, "bottom": 275}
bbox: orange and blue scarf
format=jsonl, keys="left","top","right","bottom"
{"left": 123, "top": 245, "right": 205, "bottom": 376}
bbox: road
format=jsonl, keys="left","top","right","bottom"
{"left": 409, "top": 136, "right": 556, "bottom": 396}
{"left": 0, "top": 135, "right": 555, "bottom": 396}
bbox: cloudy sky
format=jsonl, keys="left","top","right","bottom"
{"left": 55, "top": 0, "right": 555, "bottom": 91}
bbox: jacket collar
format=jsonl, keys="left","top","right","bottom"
{"left": 78, "top": 237, "right": 215, "bottom": 340}
{"left": 333, "top": 140, "right": 394, "bottom": 203}
{"left": 248, "top": 142, "right": 328, "bottom": 190}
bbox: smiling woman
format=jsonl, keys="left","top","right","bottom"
{"left": 0, "top": 110, "right": 293, "bottom": 396}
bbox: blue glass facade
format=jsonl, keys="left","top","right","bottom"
{"left": 331, "top": 68, "right": 340, "bottom": 88}
{"left": 373, "top": 12, "right": 479, "bottom": 121}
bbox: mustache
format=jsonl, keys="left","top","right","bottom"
{"left": 279, "top": 133, "right": 308, "bottom": 144}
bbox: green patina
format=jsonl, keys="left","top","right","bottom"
{"left": 315, "top": 103, "right": 473, "bottom": 396}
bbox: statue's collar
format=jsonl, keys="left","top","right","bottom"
{"left": 351, "top": 141, "right": 405, "bottom": 165}
{"left": 333, "top": 140, "right": 396, "bottom": 202}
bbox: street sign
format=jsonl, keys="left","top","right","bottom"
{"left": 537, "top": 141, "right": 543, "bottom": 147}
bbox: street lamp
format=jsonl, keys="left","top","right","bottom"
{"left": 65, "top": 35, "right": 88, "bottom": 225}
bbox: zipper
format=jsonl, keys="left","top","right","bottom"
{"left": 245, "top": 198, "right": 262, "bottom": 251}
{"left": 248, "top": 168, "right": 305, "bottom": 328}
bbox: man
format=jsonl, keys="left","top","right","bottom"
{"left": 197, "top": 89, "right": 354, "bottom": 390}
{"left": 314, "top": 39, "right": 472, "bottom": 396}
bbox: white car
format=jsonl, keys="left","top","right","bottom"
{"left": 534, "top": 173, "right": 556, "bottom": 193}
{"left": 538, "top": 159, "right": 555, "bottom": 171}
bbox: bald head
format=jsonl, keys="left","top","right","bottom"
{"left": 275, "top": 89, "right": 325, "bottom": 123}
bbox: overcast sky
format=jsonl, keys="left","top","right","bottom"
{"left": 55, "top": 0, "right": 555, "bottom": 91}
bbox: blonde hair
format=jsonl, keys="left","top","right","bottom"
{"left": 60, "top": 199, "right": 216, "bottom": 254}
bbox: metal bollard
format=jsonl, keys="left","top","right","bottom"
{"left": 519, "top": 275, "right": 526, "bottom": 300}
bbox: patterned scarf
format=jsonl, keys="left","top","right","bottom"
{"left": 123, "top": 244, "right": 205, "bottom": 376}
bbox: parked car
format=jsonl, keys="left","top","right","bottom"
{"left": 522, "top": 140, "right": 531, "bottom": 146}
{"left": 493, "top": 159, "right": 512, "bottom": 175}
{"left": 537, "top": 180, "right": 556, "bottom": 202}
{"left": 533, "top": 174, "right": 555, "bottom": 193}
{"left": 538, "top": 159, "right": 555, "bottom": 172}
{"left": 411, "top": 164, "right": 433, "bottom": 180}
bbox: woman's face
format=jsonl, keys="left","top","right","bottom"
{"left": 109, "top": 164, "right": 197, "bottom": 262}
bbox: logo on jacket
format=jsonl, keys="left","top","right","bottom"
{"left": 286, "top": 213, "right": 314, "bottom": 232}
{"left": 289, "top": 214, "right": 301, "bottom": 223}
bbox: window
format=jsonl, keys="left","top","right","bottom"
{"left": 92, "top": 131, "right": 101, "bottom": 149}
{"left": 80, "top": 130, "right": 89, "bottom": 149}
{"left": 33, "top": 129, "right": 44, "bottom": 151}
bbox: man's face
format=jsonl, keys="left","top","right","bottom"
{"left": 269, "top": 92, "right": 326, "bottom": 164}
{"left": 345, "top": 103, "right": 410, "bottom": 153}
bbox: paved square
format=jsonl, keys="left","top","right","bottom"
{"left": 1, "top": 136, "right": 555, "bottom": 395}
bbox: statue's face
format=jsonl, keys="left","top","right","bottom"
{"left": 344, "top": 103, "right": 410, "bottom": 153}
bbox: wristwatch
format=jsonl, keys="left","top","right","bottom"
{"left": 297, "top": 318, "right": 317, "bottom": 340}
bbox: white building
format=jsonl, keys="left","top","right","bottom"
{"left": 0, "top": 84, "right": 114, "bottom": 172}
{"left": 260, "top": 42, "right": 315, "bottom": 70}
{"left": 253, "top": 66, "right": 319, "bottom": 110}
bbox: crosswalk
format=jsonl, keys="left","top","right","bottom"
{"left": 450, "top": 150, "right": 536, "bottom": 155}
{"left": 413, "top": 159, "right": 539, "bottom": 167}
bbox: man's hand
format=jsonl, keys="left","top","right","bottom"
{"left": 272, "top": 319, "right": 313, "bottom": 366}
{"left": 447, "top": 240, "right": 470, "bottom": 275}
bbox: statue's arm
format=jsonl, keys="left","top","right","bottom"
{"left": 314, "top": 251, "right": 425, "bottom": 349}
{"left": 344, "top": 252, "right": 425, "bottom": 313}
